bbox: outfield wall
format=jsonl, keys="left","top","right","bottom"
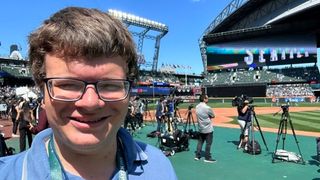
{"left": 205, "top": 84, "right": 266, "bottom": 97}
{"left": 207, "top": 97, "right": 316, "bottom": 104}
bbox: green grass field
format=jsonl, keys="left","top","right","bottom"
{"left": 148, "top": 100, "right": 320, "bottom": 109}
{"left": 148, "top": 101, "right": 320, "bottom": 133}
{"left": 212, "top": 102, "right": 320, "bottom": 133}
{"left": 229, "top": 110, "right": 320, "bottom": 133}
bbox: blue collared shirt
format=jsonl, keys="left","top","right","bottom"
{"left": 0, "top": 128, "right": 177, "bottom": 180}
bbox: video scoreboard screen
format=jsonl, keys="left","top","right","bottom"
{"left": 206, "top": 34, "right": 317, "bottom": 71}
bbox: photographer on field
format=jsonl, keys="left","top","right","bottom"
{"left": 236, "top": 98, "right": 252, "bottom": 150}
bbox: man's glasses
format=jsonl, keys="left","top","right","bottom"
{"left": 43, "top": 78, "right": 130, "bottom": 102}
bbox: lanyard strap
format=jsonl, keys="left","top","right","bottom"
{"left": 48, "top": 136, "right": 127, "bottom": 180}
{"left": 117, "top": 138, "right": 128, "bottom": 180}
{"left": 48, "top": 135, "right": 67, "bottom": 180}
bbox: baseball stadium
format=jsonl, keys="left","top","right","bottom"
{"left": 1, "top": 0, "right": 320, "bottom": 179}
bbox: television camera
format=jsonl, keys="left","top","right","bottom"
{"left": 281, "top": 104, "right": 289, "bottom": 112}
{"left": 163, "top": 97, "right": 183, "bottom": 113}
{"left": 187, "top": 104, "right": 194, "bottom": 111}
{"left": 232, "top": 95, "right": 254, "bottom": 108}
{"left": 173, "top": 97, "right": 183, "bottom": 109}
{"left": 273, "top": 104, "right": 290, "bottom": 116}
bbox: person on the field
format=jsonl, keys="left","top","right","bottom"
{"left": 237, "top": 100, "right": 251, "bottom": 150}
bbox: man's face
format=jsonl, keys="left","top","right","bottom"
{"left": 43, "top": 54, "right": 129, "bottom": 153}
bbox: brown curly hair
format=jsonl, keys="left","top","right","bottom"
{"left": 28, "top": 7, "right": 138, "bottom": 89}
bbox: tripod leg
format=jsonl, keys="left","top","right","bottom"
{"left": 186, "top": 112, "right": 192, "bottom": 132}
{"left": 148, "top": 110, "right": 151, "bottom": 119}
{"left": 281, "top": 120, "right": 288, "bottom": 150}
{"left": 272, "top": 120, "right": 284, "bottom": 162}
{"left": 178, "top": 110, "right": 182, "bottom": 123}
{"left": 166, "top": 116, "right": 172, "bottom": 133}
{"left": 183, "top": 115, "right": 190, "bottom": 132}
{"left": 288, "top": 118, "right": 305, "bottom": 164}
{"left": 191, "top": 113, "right": 197, "bottom": 131}
{"left": 253, "top": 113, "right": 269, "bottom": 151}
{"left": 149, "top": 110, "right": 154, "bottom": 123}
{"left": 160, "top": 116, "right": 165, "bottom": 134}
{"left": 147, "top": 110, "right": 155, "bottom": 127}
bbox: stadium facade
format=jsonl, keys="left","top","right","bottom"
{"left": 200, "top": 0, "right": 320, "bottom": 99}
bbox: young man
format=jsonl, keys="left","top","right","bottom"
{"left": 194, "top": 94, "right": 216, "bottom": 163}
{"left": 155, "top": 96, "right": 165, "bottom": 133}
{"left": 0, "top": 7, "right": 177, "bottom": 180}
{"left": 237, "top": 100, "right": 251, "bottom": 150}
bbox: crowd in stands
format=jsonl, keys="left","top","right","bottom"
{"left": 203, "top": 66, "right": 320, "bottom": 85}
{"left": 138, "top": 71, "right": 201, "bottom": 85}
{"left": 139, "top": 70, "right": 181, "bottom": 84}
{"left": 266, "top": 84, "right": 314, "bottom": 97}
{"left": 0, "top": 65, "right": 31, "bottom": 77}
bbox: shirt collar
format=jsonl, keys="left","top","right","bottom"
{"left": 117, "top": 128, "right": 148, "bottom": 173}
{"left": 29, "top": 128, "right": 149, "bottom": 176}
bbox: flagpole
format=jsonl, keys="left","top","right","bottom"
{"left": 152, "top": 79, "right": 155, "bottom": 103}
{"left": 185, "top": 68, "right": 187, "bottom": 86}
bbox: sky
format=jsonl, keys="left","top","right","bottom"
{"left": 0, "top": 0, "right": 232, "bottom": 75}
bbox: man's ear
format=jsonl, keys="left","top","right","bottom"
{"left": 42, "top": 99, "right": 46, "bottom": 109}
{"left": 41, "top": 89, "right": 46, "bottom": 109}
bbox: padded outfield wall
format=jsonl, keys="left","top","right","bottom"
{"left": 204, "top": 84, "right": 267, "bottom": 97}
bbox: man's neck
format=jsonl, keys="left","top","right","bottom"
{"left": 51, "top": 137, "right": 118, "bottom": 180}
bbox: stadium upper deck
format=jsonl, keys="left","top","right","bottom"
{"left": 200, "top": 0, "right": 320, "bottom": 74}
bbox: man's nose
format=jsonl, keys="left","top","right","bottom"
{"left": 75, "top": 86, "right": 103, "bottom": 110}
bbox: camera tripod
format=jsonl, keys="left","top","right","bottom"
{"left": 183, "top": 109, "right": 198, "bottom": 136}
{"left": 144, "top": 108, "right": 155, "bottom": 126}
{"left": 239, "top": 106, "right": 269, "bottom": 154}
{"left": 272, "top": 107, "right": 305, "bottom": 164}
{"left": 174, "top": 107, "right": 183, "bottom": 124}
{"left": 144, "top": 109, "right": 153, "bottom": 120}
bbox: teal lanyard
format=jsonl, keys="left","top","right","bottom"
{"left": 117, "top": 138, "right": 128, "bottom": 180}
{"left": 48, "top": 136, "right": 66, "bottom": 180}
{"left": 48, "top": 136, "right": 128, "bottom": 180}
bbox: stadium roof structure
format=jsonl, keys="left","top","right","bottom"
{"left": 204, "top": 0, "right": 320, "bottom": 44}
{"left": 0, "top": 57, "right": 29, "bottom": 66}
{"left": 108, "top": 9, "right": 168, "bottom": 72}
{"left": 199, "top": 0, "right": 320, "bottom": 73}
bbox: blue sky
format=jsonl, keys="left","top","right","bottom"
{"left": 0, "top": 0, "right": 232, "bottom": 75}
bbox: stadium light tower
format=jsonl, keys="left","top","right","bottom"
{"left": 108, "top": 9, "right": 168, "bottom": 72}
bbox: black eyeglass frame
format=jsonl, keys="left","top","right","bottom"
{"left": 43, "top": 77, "right": 131, "bottom": 102}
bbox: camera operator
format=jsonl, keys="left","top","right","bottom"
{"left": 155, "top": 96, "right": 165, "bottom": 133}
{"left": 194, "top": 94, "right": 216, "bottom": 163}
{"left": 132, "top": 96, "right": 144, "bottom": 129}
{"left": 124, "top": 99, "right": 136, "bottom": 132}
{"left": 237, "top": 99, "right": 251, "bottom": 150}
{"left": 165, "top": 98, "right": 176, "bottom": 133}
{"left": 16, "top": 100, "right": 34, "bottom": 152}
{"left": 142, "top": 98, "right": 150, "bottom": 120}
{"left": 172, "top": 97, "right": 182, "bottom": 120}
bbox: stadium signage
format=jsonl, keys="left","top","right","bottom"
{"left": 206, "top": 34, "right": 317, "bottom": 71}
